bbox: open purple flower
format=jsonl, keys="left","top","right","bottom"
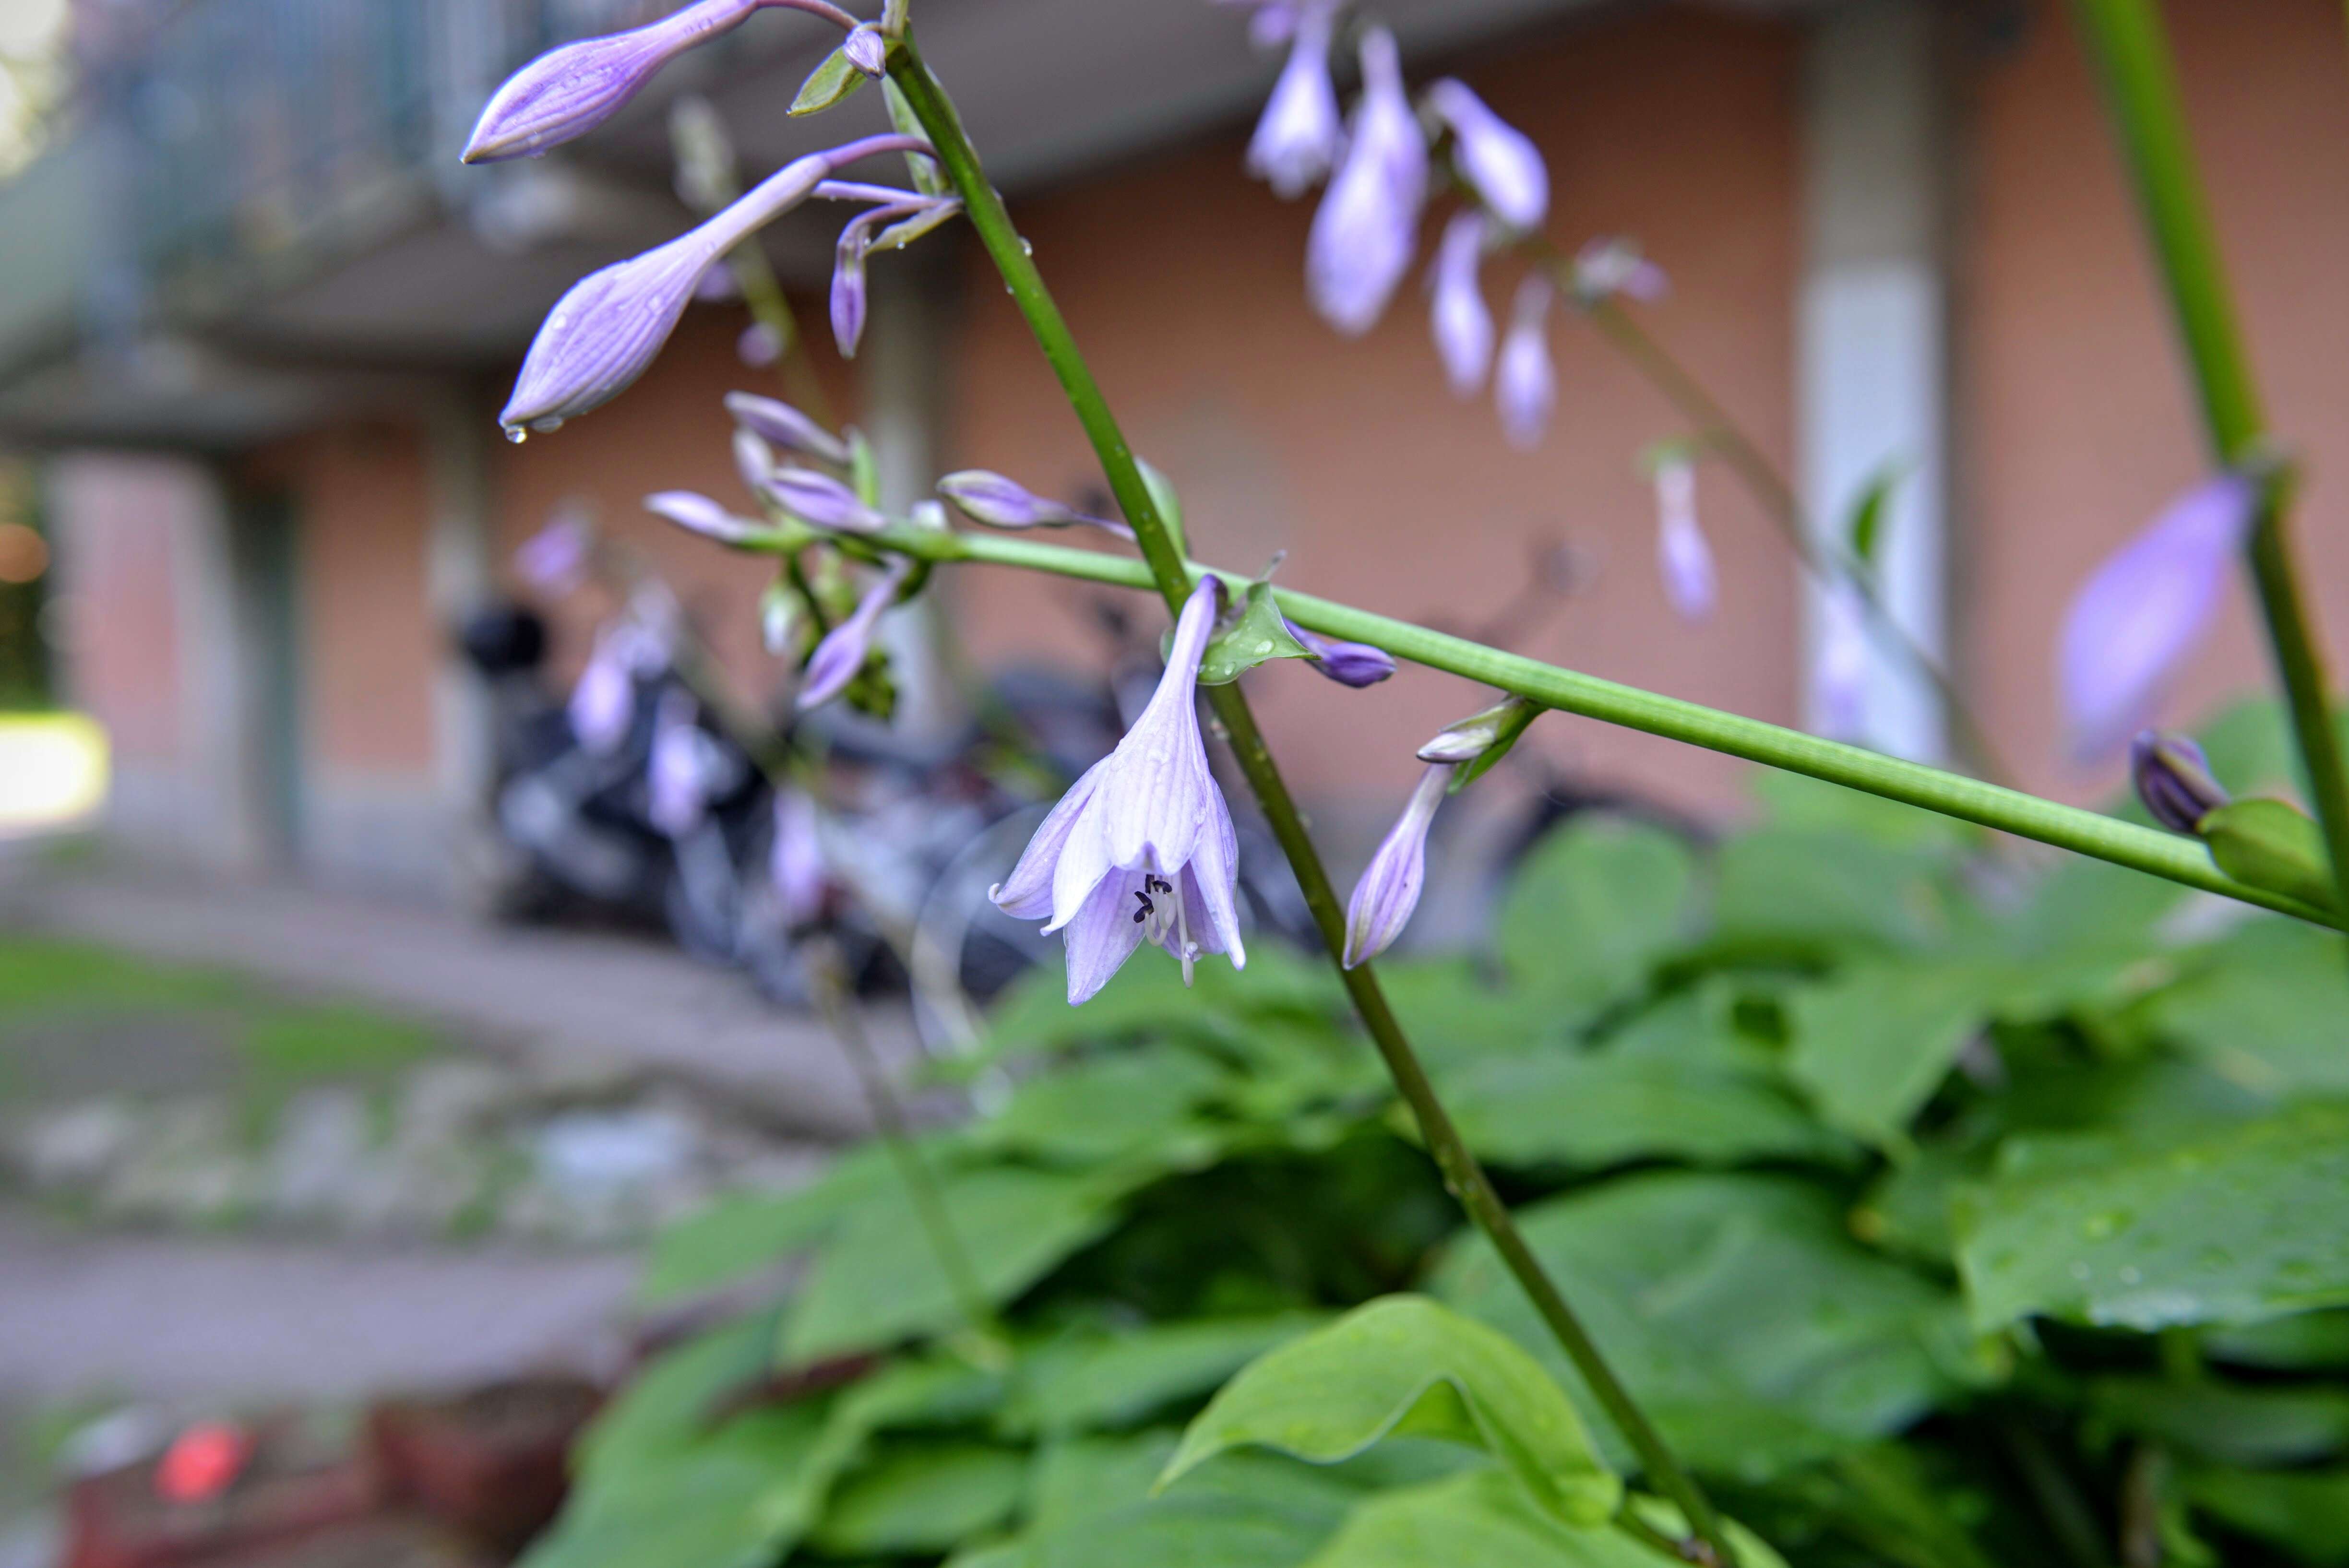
{"left": 990, "top": 577, "right": 1247, "bottom": 1004}
{"left": 797, "top": 558, "right": 910, "bottom": 711}
{"left": 1426, "top": 79, "right": 1547, "bottom": 233}
{"left": 1812, "top": 578, "right": 1871, "bottom": 742}
{"left": 768, "top": 467, "right": 887, "bottom": 534}
{"left": 1307, "top": 27, "right": 1428, "bottom": 336}
{"left": 464, "top": 0, "right": 856, "bottom": 163}
{"left": 1428, "top": 211, "right": 1494, "bottom": 397}
{"left": 1494, "top": 276, "right": 1555, "bottom": 450}
{"left": 1284, "top": 617, "right": 1395, "bottom": 687}
{"left": 1654, "top": 458, "right": 1715, "bottom": 621}
{"left": 645, "top": 489, "right": 761, "bottom": 544}
{"left": 725, "top": 392, "right": 851, "bottom": 466}
{"left": 2060, "top": 472, "right": 2255, "bottom": 759}
{"left": 501, "top": 134, "right": 930, "bottom": 434}
{"left": 1344, "top": 762, "right": 1452, "bottom": 966}
{"left": 1246, "top": 3, "right": 1342, "bottom": 199}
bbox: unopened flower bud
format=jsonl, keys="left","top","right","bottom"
{"left": 799, "top": 559, "right": 911, "bottom": 711}
{"left": 1245, "top": 4, "right": 1342, "bottom": 199}
{"left": 1307, "top": 27, "right": 1428, "bottom": 336}
{"left": 842, "top": 23, "right": 888, "bottom": 76}
{"left": 767, "top": 467, "right": 887, "bottom": 533}
{"left": 645, "top": 489, "right": 761, "bottom": 544}
{"left": 1428, "top": 211, "right": 1493, "bottom": 398}
{"left": 1344, "top": 763, "right": 1452, "bottom": 967}
{"left": 1425, "top": 79, "right": 1547, "bottom": 232}
{"left": 910, "top": 499, "right": 950, "bottom": 532}
{"left": 1418, "top": 696, "right": 1534, "bottom": 764}
{"left": 726, "top": 391, "right": 850, "bottom": 467}
{"left": 734, "top": 428, "right": 777, "bottom": 496}
{"left": 1494, "top": 276, "right": 1555, "bottom": 450}
{"left": 2132, "top": 729, "right": 2231, "bottom": 835}
{"left": 937, "top": 471, "right": 1130, "bottom": 537}
{"left": 514, "top": 509, "right": 592, "bottom": 592}
{"left": 770, "top": 790, "right": 831, "bottom": 926}
{"left": 761, "top": 581, "right": 803, "bottom": 654}
{"left": 1654, "top": 458, "right": 1716, "bottom": 622}
{"left": 463, "top": 0, "right": 762, "bottom": 164}
{"left": 1284, "top": 617, "right": 1395, "bottom": 687}
{"left": 737, "top": 321, "right": 784, "bottom": 366}
{"left": 1572, "top": 237, "right": 1669, "bottom": 304}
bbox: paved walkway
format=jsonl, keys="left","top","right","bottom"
{"left": 1, "top": 868, "right": 923, "bottom": 1141}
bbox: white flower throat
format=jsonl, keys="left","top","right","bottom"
{"left": 1128, "top": 868, "right": 1200, "bottom": 983}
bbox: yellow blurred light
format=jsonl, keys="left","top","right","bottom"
{"left": 0, "top": 713, "right": 108, "bottom": 835}
{"left": 0, "top": 523, "right": 44, "bottom": 583}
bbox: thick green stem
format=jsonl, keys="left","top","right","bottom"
{"left": 780, "top": 520, "right": 2339, "bottom": 932}
{"left": 886, "top": 31, "right": 1736, "bottom": 1567}
{"left": 2067, "top": 0, "right": 2349, "bottom": 933}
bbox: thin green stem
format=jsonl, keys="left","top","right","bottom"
{"left": 886, "top": 30, "right": 1736, "bottom": 1567}
{"left": 1547, "top": 262, "right": 2016, "bottom": 788}
{"left": 2067, "top": 0, "right": 2349, "bottom": 934}
{"left": 767, "top": 520, "right": 2339, "bottom": 932}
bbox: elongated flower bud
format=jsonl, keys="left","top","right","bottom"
{"left": 798, "top": 559, "right": 910, "bottom": 711}
{"left": 1572, "top": 236, "right": 1668, "bottom": 304}
{"left": 647, "top": 690, "right": 714, "bottom": 837}
{"left": 1428, "top": 211, "right": 1493, "bottom": 398}
{"left": 1246, "top": 4, "right": 1342, "bottom": 199}
{"left": 829, "top": 199, "right": 933, "bottom": 359}
{"left": 939, "top": 471, "right": 1090, "bottom": 528}
{"left": 2132, "top": 729, "right": 2230, "bottom": 834}
{"left": 1284, "top": 617, "right": 1395, "bottom": 687}
{"left": 1418, "top": 696, "right": 1532, "bottom": 764}
{"left": 761, "top": 581, "right": 803, "bottom": 655}
{"left": 1494, "top": 276, "right": 1555, "bottom": 450}
{"left": 725, "top": 391, "right": 851, "bottom": 466}
{"left": 737, "top": 321, "right": 784, "bottom": 367}
{"left": 514, "top": 510, "right": 592, "bottom": 592}
{"left": 1307, "top": 28, "right": 1428, "bottom": 335}
{"left": 841, "top": 24, "right": 888, "bottom": 76}
{"left": 733, "top": 428, "right": 777, "bottom": 498}
{"left": 1344, "top": 763, "right": 1452, "bottom": 966}
{"left": 768, "top": 467, "right": 886, "bottom": 533}
{"left": 1654, "top": 458, "right": 1716, "bottom": 621}
{"left": 1812, "top": 577, "right": 1871, "bottom": 742}
{"left": 464, "top": 0, "right": 760, "bottom": 164}
{"left": 770, "top": 790, "right": 831, "bottom": 926}
{"left": 645, "top": 489, "right": 760, "bottom": 544}
{"left": 1425, "top": 79, "right": 1547, "bottom": 233}
{"left": 501, "top": 134, "right": 930, "bottom": 434}
{"left": 2060, "top": 472, "right": 2256, "bottom": 759}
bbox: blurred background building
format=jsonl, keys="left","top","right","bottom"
{"left": 1, "top": 0, "right": 2346, "bottom": 903}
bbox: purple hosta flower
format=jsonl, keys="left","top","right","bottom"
{"left": 2131, "top": 729, "right": 2231, "bottom": 834}
{"left": 828, "top": 198, "right": 930, "bottom": 358}
{"left": 568, "top": 643, "right": 635, "bottom": 754}
{"left": 1307, "top": 28, "right": 1429, "bottom": 336}
{"left": 725, "top": 392, "right": 851, "bottom": 467}
{"left": 464, "top": 0, "right": 855, "bottom": 162}
{"left": 1572, "top": 237, "right": 1669, "bottom": 304}
{"left": 645, "top": 489, "right": 761, "bottom": 545}
{"left": 1246, "top": 3, "right": 1342, "bottom": 199}
{"left": 1428, "top": 211, "right": 1494, "bottom": 397}
{"left": 770, "top": 789, "right": 832, "bottom": 926}
{"left": 1494, "top": 276, "right": 1556, "bottom": 450}
{"left": 937, "top": 471, "right": 1132, "bottom": 539}
{"left": 501, "top": 133, "right": 928, "bottom": 434}
{"left": 1653, "top": 458, "right": 1716, "bottom": 621}
{"left": 1344, "top": 762, "right": 1452, "bottom": 966}
{"left": 1812, "top": 578, "right": 1871, "bottom": 742}
{"left": 798, "top": 558, "right": 911, "bottom": 712}
{"left": 768, "top": 467, "right": 887, "bottom": 534}
{"left": 734, "top": 430, "right": 777, "bottom": 499}
{"left": 990, "top": 577, "right": 1247, "bottom": 1005}
{"left": 695, "top": 261, "right": 742, "bottom": 303}
{"left": 647, "top": 691, "right": 716, "bottom": 838}
{"left": 1284, "top": 617, "right": 1395, "bottom": 687}
{"left": 2060, "top": 473, "right": 2256, "bottom": 759}
{"left": 1215, "top": 0, "right": 1319, "bottom": 50}
{"left": 1425, "top": 79, "right": 1547, "bottom": 233}
{"left": 737, "top": 321, "right": 784, "bottom": 367}
{"left": 514, "top": 509, "right": 592, "bottom": 593}
{"left": 841, "top": 23, "right": 888, "bottom": 76}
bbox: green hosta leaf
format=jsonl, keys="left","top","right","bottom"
{"left": 1159, "top": 1296, "right": 1620, "bottom": 1527}
{"left": 638, "top": 1141, "right": 917, "bottom": 1305}
{"left": 1440, "top": 1048, "right": 1850, "bottom": 1171}
{"left": 2087, "top": 1376, "right": 2349, "bottom": 1466}
{"left": 1843, "top": 462, "right": 1906, "bottom": 570}
{"left": 1433, "top": 1173, "right": 1968, "bottom": 1482}
{"left": 1025, "top": 1431, "right": 1184, "bottom": 1536}
{"left": 1375, "top": 960, "right": 1568, "bottom": 1069}
{"left": 973, "top": 1046, "right": 1228, "bottom": 1165}
{"left": 1301, "top": 1473, "right": 1789, "bottom": 1568}
{"left": 2202, "top": 798, "right": 2337, "bottom": 911}
{"left": 1954, "top": 1101, "right": 2349, "bottom": 1331}
{"left": 1786, "top": 962, "right": 2012, "bottom": 1150}
{"left": 2154, "top": 919, "right": 2349, "bottom": 1097}
{"left": 982, "top": 944, "right": 1343, "bottom": 1063}
{"left": 1851, "top": 1141, "right": 1988, "bottom": 1267}
{"left": 1714, "top": 828, "right": 1951, "bottom": 954}
{"left": 1007, "top": 1314, "right": 1331, "bottom": 1436}
{"left": 791, "top": 45, "right": 868, "bottom": 115}
{"left": 2181, "top": 1464, "right": 2349, "bottom": 1564}
{"left": 809, "top": 1439, "right": 1028, "bottom": 1555}
{"left": 1498, "top": 818, "right": 1696, "bottom": 1011}
{"left": 572, "top": 1313, "right": 778, "bottom": 1482}
{"left": 1197, "top": 580, "right": 1312, "bottom": 687}
{"left": 2207, "top": 1309, "right": 2349, "bottom": 1371}
{"left": 782, "top": 1163, "right": 1148, "bottom": 1359}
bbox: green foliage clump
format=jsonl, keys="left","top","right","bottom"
{"left": 537, "top": 731, "right": 2349, "bottom": 1568}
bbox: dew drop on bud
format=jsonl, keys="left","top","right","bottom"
{"left": 504, "top": 427, "right": 528, "bottom": 444}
